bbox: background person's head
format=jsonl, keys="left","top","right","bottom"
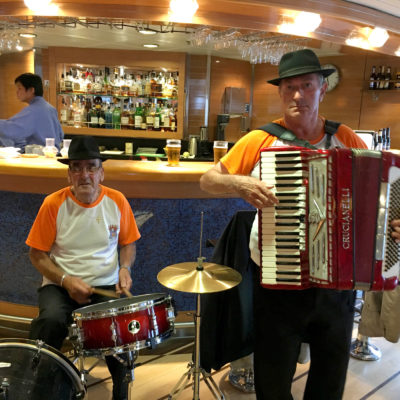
{"left": 14, "top": 73, "right": 44, "bottom": 102}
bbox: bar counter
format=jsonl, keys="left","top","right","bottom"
{"left": 0, "top": 156, "right": 253, "bottom": 312}
{"left": 0, "top": 157, "right": 223, "bottom": 198}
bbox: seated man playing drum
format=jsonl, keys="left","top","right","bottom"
{"left": 26, "top": 135, "right": 141, "bottom": 400}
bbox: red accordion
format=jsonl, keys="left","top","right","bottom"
{"left": 259, "top": 146, "right": 400, "bottom": 291}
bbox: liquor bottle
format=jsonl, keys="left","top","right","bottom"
{"left": 169, "top": 107, "right": 176, "bottom": 132}
{"left": 377, "top": 66, "right": 385, "bottom": 90}
{"left": 161, "top": 103, "right": 170, "bottom": 131}
{"left": 60, "top": 97, "right": 69, "bottom": 125}
{"left": 112, "top": 105, "right": 121, "bottom": 129}
{"left": 377, "top": 129, "right": 383, "bottom": 150}
{"left": 104, "top": 67, "right": 112, "bottom": 95}
{"left": 369, "top": 66, "right": 377, "bottom": 90}
{"left": 89, "top": 105, "right": 99, "bottom": 128}
{"left": 121, "top": 104, "right": 130, "bottom": 130}
{"left": 72, "top": 69, "right": 81, "bottom": 93}
{"left": 105, "top": 105, "right": 113, "bottom": 129}
{"left": 121, "top": 74, "right": 129, "bottom": 96}
{"left": 150, "top": 71, "right": 157, "bottom": 97}
{"left": 64, "top": 72, "right": 73, "bottom": 93}
{"left": 134, "top": 102, "right": 143, "bottom": 130}
{"left": 153, "top": 102, "right": 161, "bottom": 131}
{"left": 384, "top": 66, "right": 392, "bottom": 90}
{"left": 98, "top": 105, "right": 106, "bottom": 129}
{"left": 381, "top": 128, "right": 386, "bottom": 150}
{"left": 141, "top": 104, "right": 148, "bottom": 130}
{"left": 146, "top": 102, "right": 155, "bottom": 131}
{"left": 396, "top": 70, "right": 400, "bottom": 89}
{"left": 386, "top": 127, "right": 391, "bottom": 150}
{"left": 129, "top": 103, "right": 135, "bottom": 129}
{"left": 144, "top": 74, "right": 151, "bottom": 97}
{"left": 59, "top": 73, "right": 66, "bottom": 92}
{"left": 72, "top": 99, "right": 82, "bottom": 128}
{"left": 94, "top": 70, "right": 103, "bottom": 94}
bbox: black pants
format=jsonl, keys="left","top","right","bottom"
{"left": 29, "top": 284, "right": 129, "bottom": 400}
{"left": 252, "top": 261, "right": 355, "bottom": 400}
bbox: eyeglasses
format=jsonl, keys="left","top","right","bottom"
{"left": 69, "top": 163, "right": 101, "bottom": 174}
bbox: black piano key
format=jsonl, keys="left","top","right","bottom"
{"left": 276, "top": 245, "right": 300, "bottom": 249}
{"left": 275, "top": 238, "right": 299, "bottom": 242}
{"left": 276, "top": 254, "right": 300, "bottom": 259}
{"left": 275, "top": 222, "right": 300, "bottom": 226}
{"left": 276, "top": 278, "right": 302, "bottom": 282}
{"left": 275, "top": 183, "right": 303, "bottom": 187}
{"left": 276, "top": 261, "right": 301, "bottom": 266}
{"left": 275, "top": 232, "right": 299, "bottom": 235}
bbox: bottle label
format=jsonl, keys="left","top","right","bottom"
{"left": 163, "top": 117, "right": 170, "bottom": 127}
{"left": 73, "top": 113, "right": 81, "bottom": 123}
{"left": 60, "top": 110, "right": 68, "bottom": 121}
{"left": 91, "top": 116, "right": 99, "bottom": 124}
{"left": 146, "top": 116, "right": 154, "bottom": 124}
{"left": 141, "top": 122, "right": 147, "bottom": 130}
{"left": 121, "top": 117, "right": 129, "bottom": 124}
{"left": 99, "top": 117, "right": 105, "bottom": 126}
{"left": 154, "top": 117, "right": 160, "bottom": 129}
{"left": 134, "top": 116, "right": 142, "bottom": 127}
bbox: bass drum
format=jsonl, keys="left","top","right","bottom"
{"left": 0, "top": 338, "right": 85, "bottom": 400}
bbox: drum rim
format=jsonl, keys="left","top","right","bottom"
{"left": 0, "top": 338, "right": 86, "bottom": 396}
{"left": 73, "top": 293, "right": 171, "bottom": 320}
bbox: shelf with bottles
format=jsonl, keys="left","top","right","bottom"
{"left": 368, "top": 64, "right": 400, "bottom": 91}
{"left": 57, "top": 63, "right": 181, "bottom": 138}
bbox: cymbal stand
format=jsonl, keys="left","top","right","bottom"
{"left": 168, "top": 212, "right": 225, "bottom": 399}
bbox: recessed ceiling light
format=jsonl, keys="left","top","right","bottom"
{"left": 143, "top": 44, "right": 159, "bottom": 48}
{"left": 19, "top": 33, "right": 37, "bottom": 38}
{"left": 139, "top": 29, "right": 157, "bottom": 35}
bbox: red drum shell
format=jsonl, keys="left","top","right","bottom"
{"left": 73, "top": 293, "right": 174, "bottom": 352}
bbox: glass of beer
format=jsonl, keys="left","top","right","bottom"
{"left": 166, "top": 139, "right": 181, "bottom": 166}
{"left": 213, "top": 140, "right": 228, "bottom": 164}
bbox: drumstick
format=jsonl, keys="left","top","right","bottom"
{"left": 91, "top": 288, "right": 120, "bottom": 299}
{"left": 122, "top": 287, "right": 133, "bottom": 298}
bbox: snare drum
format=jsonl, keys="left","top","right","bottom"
{"left": 72, "top": 293, "right": 175, "bottom": 354}
{"left": 0, "top": 338, "right": 85, "bottom": 399}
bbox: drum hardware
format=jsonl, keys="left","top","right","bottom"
{"left": 157, "top": 212, "right": 242, "bottom": 400}
{"left": 0, "top": 378, "right": 9, "bottom": 400}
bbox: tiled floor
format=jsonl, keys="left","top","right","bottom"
{"left": 81, "top": 327, "right": 400, "bottom": 400}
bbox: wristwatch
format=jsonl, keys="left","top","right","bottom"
{"left": 120, "top": 265, "right": 131, "bottom": 273}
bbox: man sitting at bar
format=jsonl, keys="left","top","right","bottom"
{"left": 26, "top": 135, "right": 140, "bottom": 400}
{"left": 0, "top": 73, "right": 63, "bottom": 149}
{"left": 200, "top": 49, "right": 367, "bottom": 399}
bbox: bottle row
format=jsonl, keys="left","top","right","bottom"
{"left": 59, "top": 96, "right": 177, "bottom": 131}
{"left": 369, "top": 65, "right": 400, "bottom": 90}
{"left": 373, "top": 127, "right": 391, "bottom": 151}
{"left": 58, "top": 66, "right": 179, "bottom": 98}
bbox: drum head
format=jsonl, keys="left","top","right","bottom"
{"left": 73, "top": 292, "right": 168, "bottom": 319}
{"left": 0, "top": 339, "right": 85, "bottom": 400}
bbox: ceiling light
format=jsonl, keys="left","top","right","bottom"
{"left": 169, "top": 0, "right": 199, "bottom": 23}
{"left": 395, "top": 47, "right": 400, "bottom": 57}
{"left": 143, "top": 44, "right": 159, "bottom": 48}
{"left": 138, "top": 29, "right": 157, "bottom": 35}
{"left": 278, "top": 12, "right": 321, "bottom": 35}
{"left": 19, "top": 33, "right": 37, "bottom": 38}
{"left": 368, "top": 27, "right": 389, "bottom": 48}
{"left": 24, "top": 0, "right": 58, "bottom": 15}
{"left": 16, "top": 45, "right": 23, "bottom": 51}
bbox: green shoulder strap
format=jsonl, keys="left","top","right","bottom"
{"left": 258, "top": 120, "right": 341, "bottom": 150}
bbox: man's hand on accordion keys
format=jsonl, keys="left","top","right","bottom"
{"left": 235, "top": 176, "right": 279, "bottom": 209}
{"left": 390, "top": 219, "right": 400, "bottom": 243}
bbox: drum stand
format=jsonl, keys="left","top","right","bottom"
{"left": 168, "top": 291, "right": 224, "bottom": 400}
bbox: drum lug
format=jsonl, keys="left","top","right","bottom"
{"left": 0, "top": 377, "right": 9, "bottom": 400}
{"left": 166, "top": 306, "right": 175, "bottom": 322}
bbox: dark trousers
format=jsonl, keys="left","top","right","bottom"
{"left": 29, "top": 284, "right": 129, "bottom": 400}
{"left": 252, "top": 261, "right": 355, "bottom": 400}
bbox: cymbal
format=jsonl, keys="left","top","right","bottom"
{"left": 157, "top": 262, "right": 242, "bottom": 294}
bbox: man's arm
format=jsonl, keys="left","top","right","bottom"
{"left": 199, "top": 162, "right": 278, "bottom": 209}
{"left": 29, "top": 247, "right": 92, "bottom": 304}
{"left": 116, "top": 242, "right": 136, "bottom": 293}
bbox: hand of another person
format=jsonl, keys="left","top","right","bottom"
{"left": 391, "top": 219, "right": 400, "bottom": 243}
{"left": 62, "top": 275, "right": 92, "bottom": 304}
{"left": 116, "top": 267, "right": 133, "bottom": 295}
{"left": 234, "top": 175, "right": 279, "bottom": 209}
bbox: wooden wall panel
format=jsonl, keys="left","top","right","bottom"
{"left": 0, "top": 50, "right": 34, "bottom": 119}
{"left": 186, "top": 54, "right": 208, "bottom": 137}
{"left": 209, "top": 57, "right": 252, "bottom": 142}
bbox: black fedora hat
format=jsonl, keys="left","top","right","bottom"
{"left": 267, "top": 49, "right": 335, "bottom": 86}
{"left": 58, "top": 136, "right": 107, "bottom": 165}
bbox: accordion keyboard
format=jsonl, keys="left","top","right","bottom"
{"left": 260, "top": 151, "right": 307, "bottom": 286}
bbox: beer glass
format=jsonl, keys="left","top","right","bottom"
{"left": 166, "top": 139, "right": 181, "bottom": 166}
{"left": 213, "top": 140, "right": 228, "bottom": 164}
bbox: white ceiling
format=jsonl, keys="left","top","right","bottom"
{"left": 344, "top": 0, "right": 400, "bottom": 18}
